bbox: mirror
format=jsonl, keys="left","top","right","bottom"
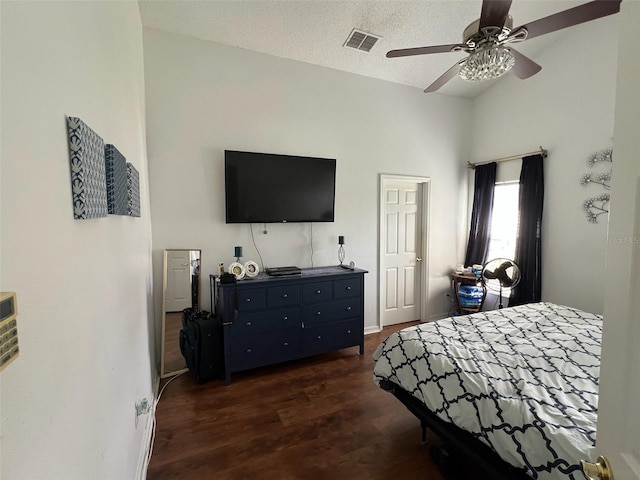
{"left": 161, "top": 248, "right": 201, "bottom": 378}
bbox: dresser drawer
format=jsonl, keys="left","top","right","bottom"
{"left": 236, "top": 288, "right": 266, "bottom": 311}
{"left": 334, "top": 278, "right": 361, "bottom": 299}
{"left": 302, "top": 298, "right": 361, "bottom": 326}
{"left": 229, "top": 328, "right": 301, "bottom": 371}
{"left": 267, "top": 285, "right": 301, "bottom": 308}
{"left": 302, "top": 281, "right": 333, "bottom": 303}
{"left": 266, "top": 306, "right": 301, "bottom": 327}
{"left": 303, "top": 319, "right": 361, "bottom": 355}
{"left": 229, "top": 307, "right": 301, "bottom": 337}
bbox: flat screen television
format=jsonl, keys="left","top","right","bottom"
{"left": 225, "top": 150, "right": 336, "bottom": 223}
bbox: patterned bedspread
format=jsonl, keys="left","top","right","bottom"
{"left": 373, "top": 302, "right": 602, "bottom": 479}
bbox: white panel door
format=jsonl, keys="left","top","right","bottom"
{"left": 165, "top": 250, "right": 192, "bottom": 312}
{"left": 592, "top": 182, "right": 640, "bottom": 480}
{"left": 586, "top": 3, "right": 640, "bottom": 477}
{"left": 381, "top": 179, "right": 422, "bottom": 326}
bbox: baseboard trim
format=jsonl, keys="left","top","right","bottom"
{"left": 366, "top": 312, "right": 451, "bottom": 334}
{"left": 364, "top": 325, "right": 382, "bottom": 335}
{"left": 428, "top": 311, "right": 451, "bottom": 322}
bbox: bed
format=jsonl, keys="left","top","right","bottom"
{"left": 373, "top": 302, "right": 602, "bottom": 479}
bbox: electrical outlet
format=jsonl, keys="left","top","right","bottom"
{"left": 136, "top": 398, "right": 151, "bottom": 416}
{"left": 135, "top": 397, "right": 151, "bottom": 427}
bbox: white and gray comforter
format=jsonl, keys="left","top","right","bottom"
{"left": 373, "top": 302, "right": 602, "bottom": 479}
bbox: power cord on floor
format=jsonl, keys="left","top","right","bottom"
{"left": 310, "top": 222, "right": 314, "bottom": 268}
{"left": 250, "top": 223, "right": 266, "bottom": 271}
{"left": 142, "top": 370, "right": 188, "bottom": 476}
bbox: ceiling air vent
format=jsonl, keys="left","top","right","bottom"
{"left": 344, "top": 29, "right": 381, "bottom": 53}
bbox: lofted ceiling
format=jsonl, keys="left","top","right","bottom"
{"left": 138, "top": 0, "right": 591, "bottom": 98}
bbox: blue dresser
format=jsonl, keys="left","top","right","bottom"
{"left": 217, "top": 266, "right": 367, "bottom": 384}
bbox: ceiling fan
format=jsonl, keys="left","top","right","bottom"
{"left": 387, "top": 0, "right": 622, "bottom": 93}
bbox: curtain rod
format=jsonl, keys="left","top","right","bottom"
{"left": 467, "top": 146, "right": 548, "bottom": 169}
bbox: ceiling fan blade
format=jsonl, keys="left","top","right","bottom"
{"left": 512, "top": 0, "right": 621, "bottom": 41}
{"left": 479, "top": 0, "right": 513, "bottom": 31}
{"left": 387, "top": 44, "right": 463, "bottom": 58}
{"left": 509, "top": 48, "right": 542, "bottom": 79}
{"left": 424, "top": 60, "right": 465, "bottom": 93}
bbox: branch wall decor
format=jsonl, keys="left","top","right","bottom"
{"left": 580, "top": 147, "right": 613, "bottom": 224}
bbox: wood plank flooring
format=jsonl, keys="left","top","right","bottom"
{"left": 163, "top": 312, "right": 186, "bottom": 373}
{"left": 147, "top": 322, "right": 487, "bottom": 480}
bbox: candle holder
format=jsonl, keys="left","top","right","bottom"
{"left": 338, "top": 236, "right": 345, "bottom": 265}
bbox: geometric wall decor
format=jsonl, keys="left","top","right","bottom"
{"left": 66, "top": 116, "right": 108, "bottom": 219}
{"left": 126, "top": 163, "right": 141, "bottom": 217}
{"left": 105, "top": 144, "right": 129, "bottom": 215}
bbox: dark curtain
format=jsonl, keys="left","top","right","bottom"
{"left": 511, "top": 154, "right": 544, "bottom": 305}
{"left": 464, "top": 162, "right": 497, "bottom": 267}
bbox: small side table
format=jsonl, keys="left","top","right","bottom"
{"left": 451, "top": 272, "right": 487, "bottom": 315}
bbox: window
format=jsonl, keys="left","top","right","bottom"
{"left": 486, "top": 182, "right": 519, "bottom": 261}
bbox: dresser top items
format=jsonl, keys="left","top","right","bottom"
{"left": 219, "top": 265, "right": 368, "bottom": 285}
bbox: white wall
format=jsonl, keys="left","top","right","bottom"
{"left": 143, "top": 28, "right": 472, "bottom": 338}
{"left": 0, "top": 2, "right": 155, "bottom": 479}
{"left": 597, "top": 1, "right": 640, "bottom": 469}
{"left": 469, "top": 16, "right": 619, "bottom": 314}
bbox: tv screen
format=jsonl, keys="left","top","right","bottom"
{"left": 225, "top": 150, "right": 336, "bottom": 223}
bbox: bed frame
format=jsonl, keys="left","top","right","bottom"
{"left": 378, "top": 379, "right": 531, "bottom": 480}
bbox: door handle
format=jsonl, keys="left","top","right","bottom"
{"left": 416, "top": 257, "right": 422, "bottom": 262}
{"left": 581, "top": 456, "right": 613, "bottom": 480}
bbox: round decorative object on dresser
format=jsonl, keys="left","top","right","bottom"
{"left": 229, "top": 262, "right": 245, "bottom": 280}
{"left": 244, "top": 260, "right": 259, "bottom": 278}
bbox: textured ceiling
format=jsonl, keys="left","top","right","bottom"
{"left": 138, "top": 0, "right": 587, "bottom": 98}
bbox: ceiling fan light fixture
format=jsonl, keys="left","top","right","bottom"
{"left": 459, "top": 46, "right": 515, "bottom": 82}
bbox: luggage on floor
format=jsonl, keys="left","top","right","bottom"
{"left": 179, "top": 308, "right": 224, "bottom": 384}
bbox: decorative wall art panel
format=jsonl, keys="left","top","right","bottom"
{"left": 66, "top": 117, "right": 108, "bottom": 219}
{"left": 105, "top": 144, "right": 128, "bottom": 215}
{"left": 126, "top": 163, "right": 141, "bottom": 217}
{"left": 580, "top": 147, "right": 613, "bottom": 224}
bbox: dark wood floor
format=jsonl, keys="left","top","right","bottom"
{"left": 163, "top": 312, "right": 186, "bottom": 373}
{"left": 147, "top": 322, "right": 486, "bottom": 480}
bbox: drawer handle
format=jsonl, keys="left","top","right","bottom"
{"left": 316, "top": 311, "right": 322, "bottom": 316}
{"left": 315, "top": 289, "right": 321, "bottom": 294}
{"left": 246, "top": 348, "right": 252, "bottom": 353}
{"left": 282, "top": 293, "right": 288, "bottom": 298}
{"left": 346, "top": 286, "right": 352, "bottom": 291}
{"left": 346, "top": 306, "right": 352, "bottom": 311}
{"left": 347, "top": 330, "right": 352, "bottom": 334}
{"left": 245, "top": 298, "right": 251, "bottom": 303}
{"left": 282, "top": 316, "right": 288, "bottom": 321}
{"left": 283, "top": 342, "right": 289, "bottom": 347}
{"left": 317, "top": 335, "right": 322, "bottom": 340}
{"left": 246, "top": 321, "right": 252, "bottom": 326}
